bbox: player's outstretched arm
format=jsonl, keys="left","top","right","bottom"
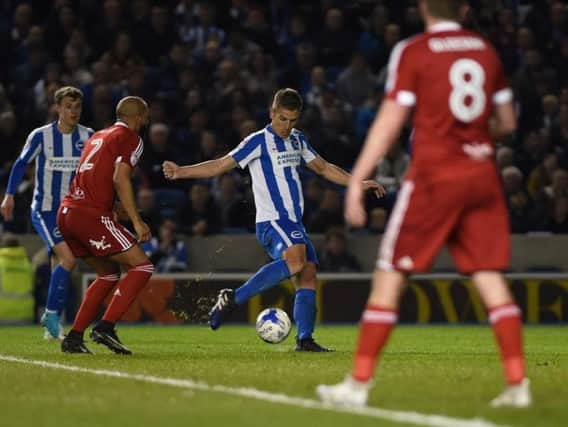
{"left": 345, "top": 99, "right": 410, "bottom": 227}
{"left": 306, "top": 157, "right": 386, "bottom": 198}
{"left": 1, "top": 137, "right": 39, "bottom": 220}
{"left": 162, "top": 155, "right": 237, "bottom": 180}
{"left": 113, "top": 162, "right": 151, "bottom": 242}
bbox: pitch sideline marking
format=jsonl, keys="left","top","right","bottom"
{"left": 0, "top": 354, "right": 509, "bottom": 427}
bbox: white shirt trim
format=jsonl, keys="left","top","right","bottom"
{"left": 427, "top": 21, "right": 461, "bottom": 33}
{"left": 397, "top": 91, "right": 416, "bottom": 106}
{"left": 493, "top": 88, "right": 513, "bottom": 105}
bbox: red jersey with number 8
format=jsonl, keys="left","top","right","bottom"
{"left": 378, "top": 22, "right": 513, "bottom": 274}
{"left": 386, "top": 22, "right": 512, "bottom": 180}
{"left": 62, "top": 122, "right": 143, "bottom": 214}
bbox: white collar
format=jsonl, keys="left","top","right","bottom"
{"left": 115, "top": 121, "right": 128, "bottom": 128}
{"left": 428, "top": 21, "right": 461, "bottom": 33}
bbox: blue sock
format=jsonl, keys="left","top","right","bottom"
{"left": 234, "top": 260, "right": 291, "bottom": 305}
{"left": 294, "top": 289, "right": 316, "bottom": 340}
{"left": 45, "top": 264, "right": 71, "bottom": 314}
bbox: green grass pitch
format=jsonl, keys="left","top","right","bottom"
{"left": 0, "top": 325, "right": 565, "bottom": 427}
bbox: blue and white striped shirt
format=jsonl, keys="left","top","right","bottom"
{"left": 229, "top": 125, "right": 318, "bottom": 223}
{"left": 7, "top": 122, "right": 94, "bottom": 212}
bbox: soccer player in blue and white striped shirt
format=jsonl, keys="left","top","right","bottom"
{"left": 0, "top": 86, "right": 93, "bottom": 339}
{"left": 163, "top": 88, "right": 384, "bottom": 351}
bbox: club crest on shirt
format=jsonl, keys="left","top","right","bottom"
{"left": 75, "top": 140, "right": 84, "bottom": 151}
{"left": 71, "top": 187, "right": 85, "bottom": 200}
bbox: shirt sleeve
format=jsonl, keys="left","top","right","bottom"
{"left": 228, "top": 134, "right": 262, "bottom": 169}
{"left": 6, "top": 130, "right": 42, "bottom": 194}
{"left": 299, "top": 132, "right": 319, "bottom": 164}
{"left": 385, "top": 40, "right": 417, "bottom": 107}
{"left": 118, "top": 134, "right": 144, "bottom": 168}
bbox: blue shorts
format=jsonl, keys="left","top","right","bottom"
{"left": 31, "top": 210, "right": 65, "bottom": 253}
{"left": 256, "top": 219, "right": 318, "bottom": 265}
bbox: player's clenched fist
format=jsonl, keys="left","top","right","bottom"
{"left": 162, "top": 161, "right": 179, "bottom": 180}
{"left": 0, "top": 195, "right": 15, "bottom": 221}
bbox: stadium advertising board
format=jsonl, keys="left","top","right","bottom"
{"left": 84, "top": 273, "right": 568, "bottom": 324}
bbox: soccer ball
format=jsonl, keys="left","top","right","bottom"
{"left": 255, "top": 308, "right": 292, "bottom": 344}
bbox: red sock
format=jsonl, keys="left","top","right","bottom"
{"left": 352, "top": 305, "right": 398, "bottom": 382}
{"left": 72, "top": 273, "right": 120, "bottom": 333}
{"left": 489, "top": 304, "right": 525, "bottom": 385}
{"left": 102, "top": 263, "right": 154, "bottom": 323}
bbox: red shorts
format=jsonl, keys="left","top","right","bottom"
{"left": 378, "top": 171, "right": 510, "bottom": 274}
{"left": 57, "top": 206, "right": 137, "bottom": 258}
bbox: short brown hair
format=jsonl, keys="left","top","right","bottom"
{"left": 271, "top": 88, "right": 303, "bottom": 111}
{"left": 54, "top": 86, "right": 83, "bottom": 105}
{"left": 425, "top": 0, "right": 465, "bottom": 20}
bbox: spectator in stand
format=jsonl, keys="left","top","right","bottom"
{"left": 541, "top": 94, "right": 560, "bottom": 130}
{"left": 140, "top": 123, "right": 180, "bottom": 189}
{"left": 358, "top": 5, "right": 389, "bottom": 72}
{"left": 527, "top": 152, "right": 558, "bottom": 201}
{"left": 496, "top": 146, "right": 515, "bottom": 171}
{"left": 279, "top": 13, "right": 310, "bottom": 65}
{"left": 315, "top": 8, "right": 355, "bottom": 68}
{"left": 279, "top": 42, "right": 316, "bottom": 96}
{"left": 64, "top": 29, "right": 93, "bottom": 66}
{"left": 222, "top": 27, "right": 260, "bottom": 70}
{"left": 180, "top": 2, "right": 225, "bottom": 55}
{"left": 318, "top": 227, "right": 361, "bottom": 273}
{"left": 177, "top": 182, "right": 221, "bottom": 236}
{"left": 10, "top": 4, "right": 33, "bottom": 54}
{"left": 62, "top": 49, "right": 94, "bottom": 87}
{"left": 134, "top": 5, "right": 178, "bottom": 66}
{"left": 548, "top": 196, "right": 568, "bottom": 233}
{"left": 243, "top": 7, "right": 277, "bottom": 54}
{"left": 374, "top": 142, "right": 409, "bottom": 194}
{"left": 367, "top": 207, "right": 387, "bottom": 234}
{"left": 45, "top": 4, "right": 77, "bottom": 61}
{"left": 551, "top": 103, "right": 568, "bottom": 149}
{"left": 0, "top": 112, "right": 22, "bottom": 174}
{"left": 142, "top": 219, "right": 188, "bottom": 272}
{"left": 305, "top": 66, "right": 328, "bottom": 111}
{"left": 136, "top": 188, "right": 161, "bottom": 236}
{"left": 214, "top": 173, "right": 250, "bottom": 232}
{"left": 308, "top": 188, "right": 345, "bottom": 233}
{"left": 318, "top": 103, "right": 357, "bottom": 168}
{"left": 89, "top": 0, "right": 125, "bottom": 59}
{"left": 336, "top": 53, "right": 377, "bottom": 109}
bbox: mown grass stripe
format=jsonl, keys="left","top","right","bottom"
{"left": 0, "top": 354, "right": 508, "bottom": 427}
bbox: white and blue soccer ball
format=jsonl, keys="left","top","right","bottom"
{"left": 255, "top": 308, "right": 292, "bottom": 344}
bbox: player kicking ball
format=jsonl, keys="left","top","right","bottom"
{"left": 316, "top": 0, "right": 531, "bottom": 408}
{"left": 58, "top": 96, "right": 154, "bottom": 355}
{"left": 163, "top": 88, "right": 384, "bottom": 352}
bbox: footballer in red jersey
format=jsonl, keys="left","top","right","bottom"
{"left": 317, "top": 0, "right": 531, "bottom": 409}
{"left": 57, "top": 96, "right": 154, "bottom": 355}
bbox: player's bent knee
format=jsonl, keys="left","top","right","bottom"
{"left": 286, "top": 258, "right": 307, "bottom": 275}
{"left": 60, "top": 257, "right": 77, "bottom": 271}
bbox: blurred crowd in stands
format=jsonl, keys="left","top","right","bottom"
{"left": 1, "top": 0, "right": 568, "bottom": 248}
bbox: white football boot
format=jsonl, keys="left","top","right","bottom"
{"left": 316, "top": 375, "right": 372, "bottom": 407}
{"left": 490, "top": 378, "right": 532, "bottom": 408}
